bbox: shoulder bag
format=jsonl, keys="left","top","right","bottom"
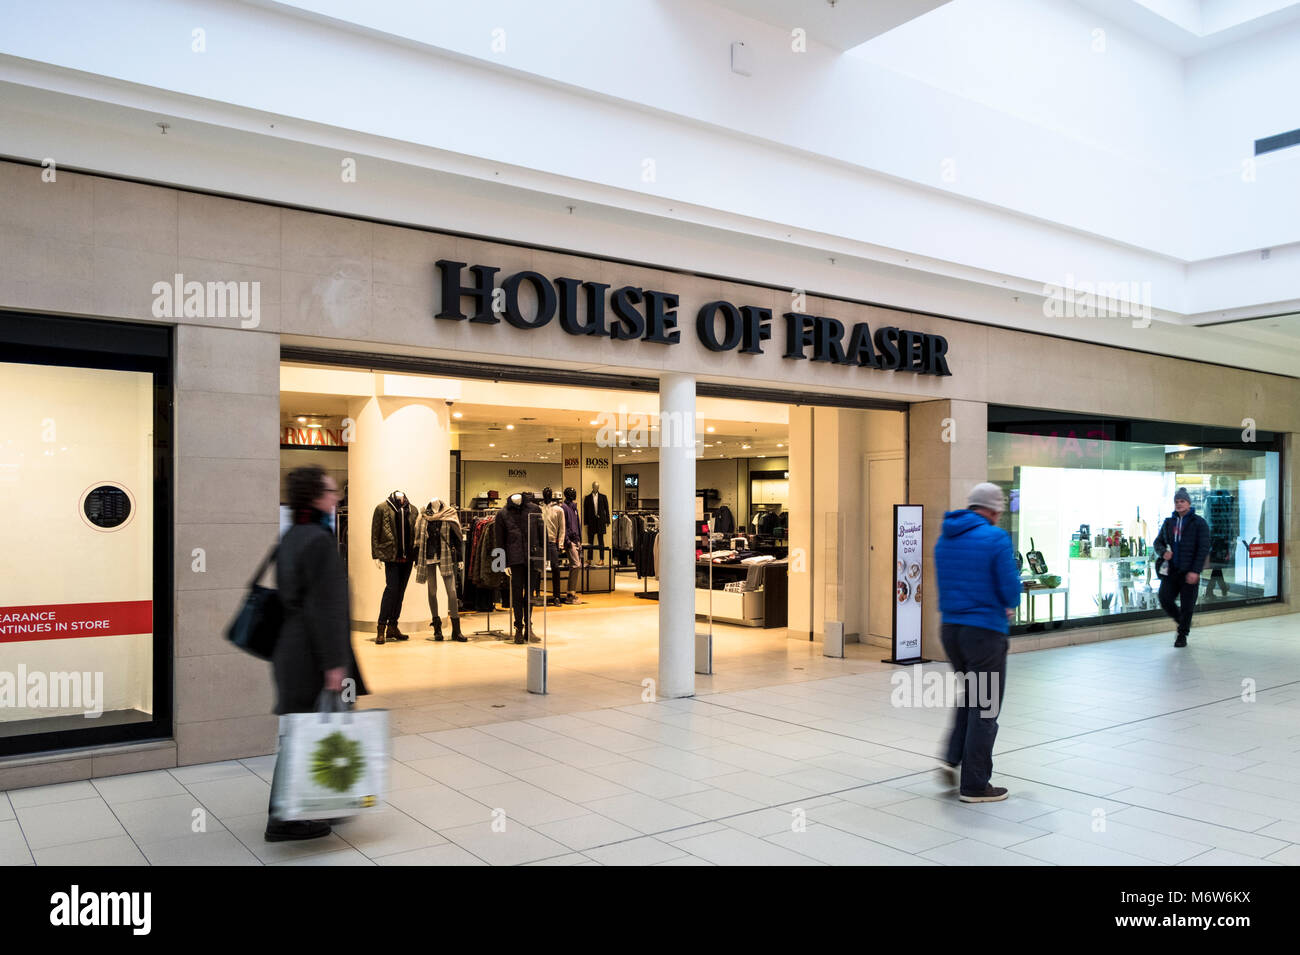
{"left": 225, "top": 544, "right": 282, "bottom": 660}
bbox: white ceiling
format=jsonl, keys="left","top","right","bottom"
{"left": 280, "top": 376, "right": 792, "bottom": 463}
{"left": 703, "top": 0, "right": 953, "bottom": 51}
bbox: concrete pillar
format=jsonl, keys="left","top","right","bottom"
{"left": 909, "top": 399, "right": 988, "bottom": 660}
{"left": 347, "top": 391, "right": 451, "bottom": 631}
{"left": 658, "top": 373, "right": 696, "bottom": 699}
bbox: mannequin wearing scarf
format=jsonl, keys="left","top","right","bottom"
{"left": 415, "top": 499, "right": 465, "bottom": 642}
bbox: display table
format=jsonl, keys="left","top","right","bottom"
{"left": 694, "top": 560, "right": 788, "bottom": 628}
{"left": 1018, "top": 584, "right": 1069, "bottom": 624}
{"left": 1068, "top": 556, "right": 1153, "bottom": 613}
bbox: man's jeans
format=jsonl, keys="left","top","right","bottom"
{"left": 940, "top": 622, "right": 1008, "bottom": 793}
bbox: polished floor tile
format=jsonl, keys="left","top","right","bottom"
{"left": 6, "top": 613, "right": 1300, "bottom": 865}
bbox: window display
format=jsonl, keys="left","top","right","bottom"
{"left": 0, "top": 352, "right": 164, "bottom": 752}
{"left": 989, "top": 413, "right": 1281, "bottom": 630}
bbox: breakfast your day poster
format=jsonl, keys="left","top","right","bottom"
{"left": 893, "top": 505, "right": 923, "bottom": 661}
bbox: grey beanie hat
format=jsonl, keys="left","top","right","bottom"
{"left": 1174, "top": 487, "right": 1191, "bottom": 502}
{"left": 967, "top": 482, "right": 1007, "bottom": 511}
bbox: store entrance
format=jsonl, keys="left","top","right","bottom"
{"left": 280, "top": 361, "right": 866, "bottom": 722}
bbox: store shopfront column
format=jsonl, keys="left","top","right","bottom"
{"left": 658, "top": 373, "right": 696, "bottom": 699}
{"left": 347, "top": 390, "right": 452, "bottom": 633}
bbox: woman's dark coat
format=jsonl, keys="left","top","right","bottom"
{"left": 273, "top": 520, "right": 368, "bottom": 714}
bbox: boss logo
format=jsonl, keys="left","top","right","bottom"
{"left": 507, "top": 468, "right": 527, "bottom": 478}
{"left": 563, "top": 457, "right": 579, "bottom": 468}
{"left": 585, "top": 457, "right": 609, "bottom": 468}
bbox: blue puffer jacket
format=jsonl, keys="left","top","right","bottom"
{"left": 934, "top": 509, "right": 1023, "bottom": 634}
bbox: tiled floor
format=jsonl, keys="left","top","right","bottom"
{"left": 3, "top": 612, "right": 1298, "bottom": 865}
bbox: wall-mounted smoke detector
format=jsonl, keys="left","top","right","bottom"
{"left": 730, "top": 40, "right": 752, "bottom": 76}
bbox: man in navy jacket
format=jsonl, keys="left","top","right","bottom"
{"left": 1153, "top": 487, "right": 1210, "bottom": 647}
{"left": 933, "top": 482, "right": 1022, "bottom": 802}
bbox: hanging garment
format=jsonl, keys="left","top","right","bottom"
{"left": 713, "top": 505, "right": 735, "bottom": 535}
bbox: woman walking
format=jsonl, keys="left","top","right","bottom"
{"left": 266, "top": 464, "right": 368, "bottom": 842}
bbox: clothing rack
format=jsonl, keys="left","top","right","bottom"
{"left": 465, "top": 508, "right": 507, "bottom": 637}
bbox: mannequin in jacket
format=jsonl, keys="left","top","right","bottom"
{"left": 539, "top": 487, "right": 566, "bottom": 605}
{"left": 415, "top": 499, "right": 465, "bottom": 642}
{"left": 583, "top": 481, "right": 611, "bottom": 565}
{"left": 495, "top": 492, "right": 543, "bottom": 643}
{"left": 371, "top": 490, "right": 416, "bottom": 644}
{"left": 562, "top": 486, "right": 583, "bottom": 603}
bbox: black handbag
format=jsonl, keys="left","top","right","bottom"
{"left": 226, "top": 545, "right": 282, "bottom": 660}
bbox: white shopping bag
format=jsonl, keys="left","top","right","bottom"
{"left": 271, "top": 706, "right": 389, "bottom": 821}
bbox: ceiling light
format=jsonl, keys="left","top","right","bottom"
{"left": 296, "top": 416, "right": 306, "bottom": 423}
{"left": 489, "top": 443, "right": 495, "bottom": 448}
{"left": 452, "top": 411, "right": 463, "bottom": 419}
{"left": 704, "top": 444, "right": 714, "bottom": 448}
{"left": 706, "top": 426, "right": 715, "bottom": 433}
{"left": 589, "top": 419, "right": 598, "bottom": 425}
{"left": 506, "top": 424, "right": 514, "bottom": 430}
{"left": 742, "top": 444, "right": 751, "bottom": 449}
{"left": 777, "top": 443, "right": 784, "bottom": 448}
{"left": 757, "top": 455, "right": 765, "bottom": 458}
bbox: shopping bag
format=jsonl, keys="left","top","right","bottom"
{"left": 271, "top": 697, "right": 389, "bottom": 821}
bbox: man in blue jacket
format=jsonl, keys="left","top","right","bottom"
{"left": 933, "top": 482, "right": 1022, "bottom": 802}
{"left": 1153, "top": 487, "right": 1210, "bottom": 648}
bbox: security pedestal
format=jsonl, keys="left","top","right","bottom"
{"left": 695, "top": 631, "right": 712, "bottom": 675}
{"left": 824, "top": 620, "right": 845, "bottom": 658}
{"left": 527, "top": 645, "right": 547, "bottom": 695}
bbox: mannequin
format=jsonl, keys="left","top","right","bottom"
{"left": 583, "top": 480, "right": 611, "bottom": 565}
{"left": 371, "top": 490, "right": 416, "bottom": 643}
{"left": 415, "top": 499, "right": 465, "bottom": 642}
{"left": 538, "top": 487, "right": 567, "bottom": 605}
{"left": 496, "top": 491, "right": 544, "bottom": 643}
{"left": 561, "top": 486, "right": 583, "bottom": 603}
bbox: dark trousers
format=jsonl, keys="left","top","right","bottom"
{"left": 545, "top": 542, "right": 564, "bottom": 600}
{"left": 940, "top": 623, "right": 1008, "bottom": 793}
{"left": 1159, "top": 570, "right": 1198, "bottom": 636}
{"left": 508, "top": 564, "right": 533, "bottom": 635}
{"left": 586, "top": 526, "right": 606, "bottom": 561}
{"left": 378, "top": 560, "right": 413, "bottom": 624}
